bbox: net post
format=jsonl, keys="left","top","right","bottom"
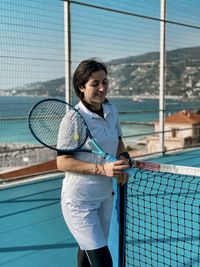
{"left": 118, "top": 184, "right": 127, "bottom": 267}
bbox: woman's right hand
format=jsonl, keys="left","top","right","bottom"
{"left": 102, "top": 160, "right": 130, "bottom": 185}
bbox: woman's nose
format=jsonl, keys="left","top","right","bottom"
{"left": 99, "top": 83, "right": 107, "bottom": 91}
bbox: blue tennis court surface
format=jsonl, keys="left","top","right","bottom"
{"left": 0, "top": 175, "right": 78, "bottom": 267}
{"left": 148, "top": 147, "right": 200, "bottom": 168}
{"left": 1, "top": 148, "right": 200, "bottom": 267}
{"left": 0, "top": 174, "right": 119, "bottom": 267}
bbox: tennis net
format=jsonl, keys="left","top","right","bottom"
{"left": 121, "top": 162, "right": 200, "bottom": 267}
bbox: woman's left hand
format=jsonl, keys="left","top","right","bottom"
{"left": 117, "top": 156, "right": 130, "bottom": 185}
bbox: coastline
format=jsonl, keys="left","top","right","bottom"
{"left": 0, "top": 143, "right": 56, "bottom": 173}
{"left": 0, "top": 94, "right": 198, "bottom": 100}
{"left": 108, "top": 95, "right": 198, "bottom": 100}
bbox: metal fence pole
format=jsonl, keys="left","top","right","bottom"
{"left": 159, "top": 0, "right": 166, "bottom": 155}
{"left": 64, "top": 0, "right": 72, "bottom": 104}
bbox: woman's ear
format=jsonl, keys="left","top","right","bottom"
{"left": 79, "top": 86, "right": 84, "bottom": 93}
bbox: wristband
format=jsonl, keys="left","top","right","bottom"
{"left": 118, "top": 151, "right": 132, "bottom": 167}
{"left": 118, "top": 151, "right": 130, "bottom": 159}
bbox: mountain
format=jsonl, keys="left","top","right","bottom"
{"left": 107, "top": 46, "right": 200, "bottom": 97}
{"left": 0, "top": 78, "right": 65, "bottom": 97}
{"left": 1, "top": 46, "right": 200, "bottom": 98}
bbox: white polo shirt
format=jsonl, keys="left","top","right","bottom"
{"left": 61, "top": 100, "right": 122, "bottom": 201}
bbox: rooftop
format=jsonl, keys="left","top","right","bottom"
{"left": 165, "top": 110, "right": 200, "bottom": 124}
{"left": 1, "top": 148, "right": 200, "bottom": 267}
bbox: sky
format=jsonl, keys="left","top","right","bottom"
{"left": 0, "top": 0, "right": 200, "bottom": 90}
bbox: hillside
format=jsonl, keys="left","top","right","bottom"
{"left": 1, "top": 46, "right": 200, "bottom": 98}
{"left": 107, "top": 46, "right": 200, "bottom": 97}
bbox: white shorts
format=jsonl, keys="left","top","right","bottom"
{"left": 61, "top": 193, "right": 114, "bottom": 250}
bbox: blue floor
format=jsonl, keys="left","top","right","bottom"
{"left": 149, "top": 147, "right": 200, "bottom": 168}
{"left": 1, "top": 148, "right": 200, "bottom": 267}
{"left": 0, "top": 176, "right": 78, "bottom": 267}
{"left": 0, "top": 174, "right": 119, "bottom": 267}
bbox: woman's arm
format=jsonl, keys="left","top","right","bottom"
{"left": 57, "top": 154, "right": 129, "bottom": 179}
{"left": 57, "top": 154, "right": 104, "bottom": 175}
{"left": 117, "top": 138, "right": 127, "bottom": 158}
{"left": 117, "top": 138, "right": 133, "bottom": 164}
{"left": 116, "top": 138, "right": 133, "bottom": 185}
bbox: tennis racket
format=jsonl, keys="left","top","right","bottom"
{"left": 28, "top": 98, "right": 137, "bottom": 177}
{"left": 29, "top": 98, "right": 187, "bottom": 176}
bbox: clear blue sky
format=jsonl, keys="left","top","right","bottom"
{"left": 0, "top": 0, "right": 200, "bottom": 89}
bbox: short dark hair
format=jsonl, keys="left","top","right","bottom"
{"left": 73, "top": 58, "right": 107, "bottom": 99}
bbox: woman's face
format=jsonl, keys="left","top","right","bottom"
{"left": 80, "top": 70, "right": 109, "bottom": 109}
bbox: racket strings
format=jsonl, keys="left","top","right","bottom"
{"left": 58, "top": 110, "right": 87, "bottom": 150}
{"left": 29, "top": 101, "right": 63, "bottom": 148}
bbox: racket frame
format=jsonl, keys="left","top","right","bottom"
{"left": 28, "top": 98, "right": 114, "bottom": 159}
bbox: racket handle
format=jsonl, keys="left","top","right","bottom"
{"left": 104, "top": 154, "right": 137, "bottom": 177}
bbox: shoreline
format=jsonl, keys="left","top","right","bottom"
{"left": 108, "top": 95, "right": 199, "bottom": 100}
{"left": 0, "top": 143, "right": 56, "bottom": 171}
{"left": 0, "top": 94, "right": 199, "bottom": 100}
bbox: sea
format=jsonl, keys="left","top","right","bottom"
{"left": 0, "top": 96, "right": 199, "bottom": 145}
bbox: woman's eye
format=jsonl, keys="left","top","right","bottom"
{"left": 89, "top": 79, "right": 108, "bottom": 87}
{"left": 104, "top": 78, "right": 109, "bottom": 84}
{"left": 90, "top": 83, "right": 98, "bottom": 87}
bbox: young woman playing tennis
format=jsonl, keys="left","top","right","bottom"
{"left": 57, "top": 59, "right": 132, "bottom": 267}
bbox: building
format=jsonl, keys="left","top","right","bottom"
{"left": 147, "top": 110, "right": 200, "bottom": 153}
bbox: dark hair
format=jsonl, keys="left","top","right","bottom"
{"left": 73, "top": 58, "right": 107, "bottom": 99}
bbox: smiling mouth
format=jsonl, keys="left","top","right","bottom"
{"left": 96, "top": 93, "right": 105, "bottom": 97}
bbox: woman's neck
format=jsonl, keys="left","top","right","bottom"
{"left": 81, "top": 99, "right": 104, "bottom": 118}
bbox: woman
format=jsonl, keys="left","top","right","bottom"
{"left": 57, "top": 59, "right": 132, "bottom": 267}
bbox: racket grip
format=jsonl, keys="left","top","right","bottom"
{"left": 104, "top": 154, "right": 137, "bottom": 177}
